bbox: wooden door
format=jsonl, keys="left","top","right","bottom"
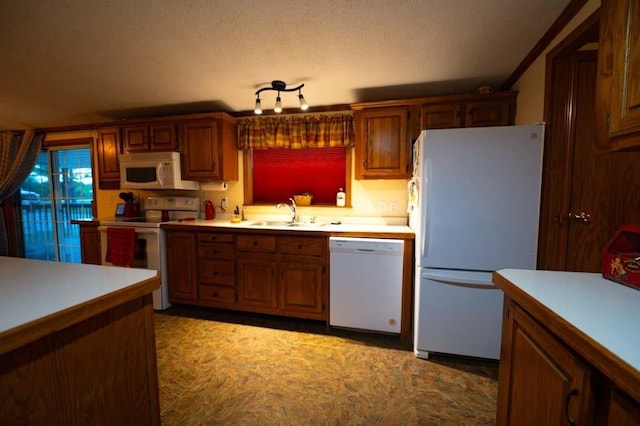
{"left": 538, "top": 16, "right": 640, "bottom": 272}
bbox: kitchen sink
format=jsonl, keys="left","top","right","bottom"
{"left": 249, "top": 220, "right": 292, "bottom": 227}
{"left": 249, "top": 220, "right": 326, "bottom": 228}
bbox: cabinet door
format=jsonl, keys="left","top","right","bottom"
{"left": 496, "top": 301, "right": 592, "bottom": 426}
{"left": 355, "top": 107, "right": 410, "bottom": 179}
{"left": 279, "top": 260, "right": 325, "bottom": 317}
{"left": 465, "top": 100, "right": 511, "bottom": 127}
{"left": 95, "top": 127, "right": 121, "bottom": 190}
{"left": 607, "top": 390, "right": 640, "bottom": 426}
{"left": 237, "top": 256, "right": 277, "bottom": 309}
{"left": 166, "top": 231, "right": 198, "bottom": 302}
{"left": 149, "top": 123, "right": 178, "bottom": 151}
{"left": 421, "top": 103, "right": 463, "bottom": 129}
{"left": 180, "top": 119, "right": 220, "bottom": 180}
{"left": 123, "top": 125, "right": 149, "bottom": 153}
{"left": 597, "top": 0, "right": 640, "bottom": 150}
{"left": 79, "top": 224, "right": 101, "bottom": 265}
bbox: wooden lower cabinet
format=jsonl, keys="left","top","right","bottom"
{"left": 166, "top": 230, "right": 328, "bottom": 321}
{"left": 76, "top": 221, "right": 101, "bottom": 264}
{"left": 197, "top": 232, "right": 236, "bottom": 308}
{"left": 279, "top": 260, "right": 325, "bottom": 316}
{"left": 497, "top": 300, "right": 592, "bottom": 425}
{"left": 497, "top": 298, "right": 640, "bottom": 425}
{"left": 237, "top": 255, "right": 278, "bottom": 308}
{"left": 166, "top": 231, "right": 197, "bottom": 303}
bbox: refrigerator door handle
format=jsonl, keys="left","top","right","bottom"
{"left": 421, "top": 271, "right": 496, "bottom": 290}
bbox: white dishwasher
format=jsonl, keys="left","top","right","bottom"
{"left": 329, "top": 237, "right": 404, "bottom": 333}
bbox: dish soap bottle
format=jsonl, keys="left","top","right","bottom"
{"left": 336, "top": 188, "right": 346, "bottom": 207}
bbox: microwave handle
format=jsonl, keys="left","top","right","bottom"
{"left": 157, "top": 162, "right": 166, "bottom": 186}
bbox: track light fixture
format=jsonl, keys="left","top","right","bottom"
{"left": 254, "top": 80, "right": 308, "bottom": 114}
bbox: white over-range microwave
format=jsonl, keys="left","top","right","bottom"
{"left": 119, "top": 151, "right": 200, "bottom": 190}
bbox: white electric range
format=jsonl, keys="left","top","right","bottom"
{"left": 98, "top": 196, "right": 200, "bottom": 310}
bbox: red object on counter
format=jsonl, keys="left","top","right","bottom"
{"left": 204, "top": 200, "right": 215, "bottom": 220}
{"left": 602, "top": 224, "right": 640, "bottom": 290}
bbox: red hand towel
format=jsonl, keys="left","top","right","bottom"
{"left": 105, "top": 227, "right": 136, "bottom": 267}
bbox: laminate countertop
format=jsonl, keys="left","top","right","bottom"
{"left": 162, "top": 218, "right": 415, "bottom": 238}
{"left": 0, "top": 256, "right": 159, "bottom": 355}
{"left": 493, "top": 268, "right": 640, "bottom": 401}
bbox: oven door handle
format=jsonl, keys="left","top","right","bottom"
{"left": 97, "top": 226, "right": 159, "bottom": 235}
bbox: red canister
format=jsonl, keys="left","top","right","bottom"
{"left": 204, "top": 200, "right": 215, "bottom": 220}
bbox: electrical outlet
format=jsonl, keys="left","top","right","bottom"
{"left": 107, "top": 195, "right": 114, "bottom": 205}
{"left": 378, "top": 201, "right": 386, "bottom": 212}
{"left": 390, "top": 201, "right": 398, "bottom": 213}
{"left": 221, "top": 197, "right": 228, "bottom": 211}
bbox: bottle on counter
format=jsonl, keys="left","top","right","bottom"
{"left": 336, "top": 188, "right": 346, "bottom": 207}
{"left": 204, "top": 200, "right": 215, "bottom": 220}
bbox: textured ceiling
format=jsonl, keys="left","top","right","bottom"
{"left": 0, "top": 0, "right": 571, "bottom": 130}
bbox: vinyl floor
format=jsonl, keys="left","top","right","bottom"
{"left": 154, "top": 306, "right": 498, "bottom": 425}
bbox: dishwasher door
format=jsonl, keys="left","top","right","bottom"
{"left": 329, "top": 237, "right": 404, "bottom": 333}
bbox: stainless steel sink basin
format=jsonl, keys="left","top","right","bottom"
{"left": 249, "top": 221, "right": 326, "bottom": 228}
{"left": 249, "top": 220, "right": 292, "bottom": 227}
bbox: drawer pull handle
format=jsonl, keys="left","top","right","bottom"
{"left": 565, "top": 388, "right": 579, "bottom": 426}
{"left": 253, "top": 241, "right": 258, "bottom": 246}
{"left": 298, "top": 244, "right": 303, "bottom": 249}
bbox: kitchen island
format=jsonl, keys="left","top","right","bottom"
{"left": 0, "top": 257, "right": 161, "bottom": 425}
{"left": 493, "top": 269, "right": 640, "bottom": 425}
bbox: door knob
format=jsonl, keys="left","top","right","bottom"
{"left": 568, "top": 212, "right": 591, "bottom": 223}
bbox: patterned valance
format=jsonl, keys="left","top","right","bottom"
{"left": 237, "top": 113, "right": 354, "bottom": 150}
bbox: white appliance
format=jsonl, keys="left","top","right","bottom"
{"left": 98, "top": 196, "right": 200, "bottom": 310}
{"left": 119, "top": 151, "right": 200, "bottom": 190}
{"left": 329, "top": 237, "right": 404, "bottom": 333}
{"left": 410, "top": 124, "right": 544, "bottom": 360}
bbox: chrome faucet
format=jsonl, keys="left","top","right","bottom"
{"left": 277, "top": 197, "right": 298, "bottom": 223}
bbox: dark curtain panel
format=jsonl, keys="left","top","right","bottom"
{"left": 0, "top": 130, "right": 44, "bottom": 256}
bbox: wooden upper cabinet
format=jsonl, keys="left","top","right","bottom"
{"left": 465, "top": 98, "right": 513, "bottom": 127}
{"left": 420, "top": 92, "right": 516, "bottom": 130}
{"left": 421, "top": 103, "right": 463, "bottom": 129}
{"left": 123, "top": 122, "right": 177, "bottom": 153}
{"left": 597, "top": 0, "right": 640, "bottom": 150}
{"left": 354, "top": 107, "right": 411, "bottom": 179}
{"left": 95, "top": 126, "right": 121, "bottom": 190}
{"left": 179, "top": 114, "right": 238, "bottom": 181}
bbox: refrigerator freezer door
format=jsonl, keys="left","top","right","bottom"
{"left": 416, "top": 124, "right": 544, "bottom": 271}
{"left": 414, "top": 269, "right": 503, "bottom": 360}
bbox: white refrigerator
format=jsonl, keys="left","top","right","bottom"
{"left": 410, "top": 124, "right": 544, "bottom": 360}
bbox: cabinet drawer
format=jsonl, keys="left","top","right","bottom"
{"left": 198, "top": 233, "right": 234, "bottom": 243}
{"left": 198, "top": 259, "right": 235, "bottom": 285}
{"left": 279, "top": 237, "right": 325, "bottom": 256}
{"left": 198, "top": 241, "right": 235, "bottom": 259}
{"left": 237, "top": 235, "right": 277, "bottom": 252}
{"left": 199, "top": 284, "right": 235, "bottom": 303}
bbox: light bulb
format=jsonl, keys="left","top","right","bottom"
{"left": 274, "top": 95, "right": 282, "bottom": 113}
{"left": 299, "top": 93, "right": 308, "bottom": 110}
{"left": 254, "top": 97, "right": 262, "bottom": 114}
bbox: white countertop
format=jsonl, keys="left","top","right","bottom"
{"left": 495, "top": 269, "right": 640, "bottom": 373}
{"left": 164, "top": 218, "right": 414, "bottom": 235}
{"left": 0, "top": 256, "right": 159, "bottom": 335}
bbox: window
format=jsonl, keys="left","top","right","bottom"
{"left": 20, "top": 144, "right": 93, "bottom": 263}
{"left": 251, "top": 147, "right": 348, "bottom": 205}
{"left": 237, "top": 112, "right": 355, "bottom": 206}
